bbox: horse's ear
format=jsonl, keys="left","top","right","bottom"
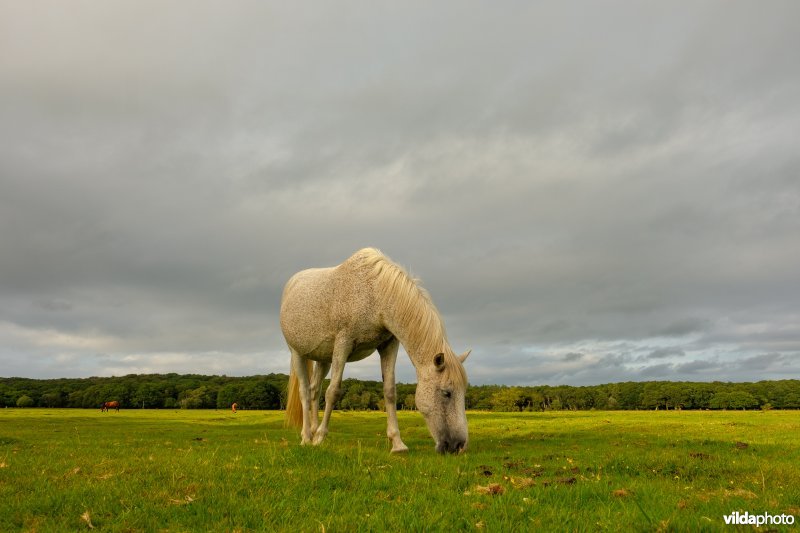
{"left": 459, "top": 349, "right": 471, "bottom": 364}
{"left": 433, "top": 352, "right": 446, "bottom": 372}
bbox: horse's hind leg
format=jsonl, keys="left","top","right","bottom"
{"left": 379, "top": 337, "right": 409, "bottom": 453}
{"left": 309, "top": 361, "right": 331, "bottom": 437}
{"left": 314, "top": 334, "right": 352, "bottom": 445}
{"left": 291, "top": 349, "right": 314, "bottom": 445}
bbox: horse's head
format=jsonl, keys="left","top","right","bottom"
{"left": 415, "top": 350, "right": 470, "bottom": 454}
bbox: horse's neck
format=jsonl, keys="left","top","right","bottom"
{"left": 381, "top": 299, "right": 443, "bottom": 367}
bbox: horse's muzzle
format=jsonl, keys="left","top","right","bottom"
{"left": 436, "top": 439, "right": 467, "bottom": 454}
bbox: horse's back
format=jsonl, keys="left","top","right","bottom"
{"left": 280, "top": 254, "right": 385, "bottom": 359}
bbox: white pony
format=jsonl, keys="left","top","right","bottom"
{"left": 281, "top": 248, "right": 469, "bottom": 453}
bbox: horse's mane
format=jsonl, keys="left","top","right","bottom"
{"left": 353, "top": 248, "right": 468, "bottom": 388}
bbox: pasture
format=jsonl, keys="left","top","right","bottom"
{"left": 1, "top": 409, "right": 798, "bottom": 531}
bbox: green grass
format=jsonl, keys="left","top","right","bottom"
{"left": 1, "top": 409, "right": 799, "bottom": 531}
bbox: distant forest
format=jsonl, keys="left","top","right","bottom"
{"left": 2, "top": 374, "right": 800, "bottom": 411}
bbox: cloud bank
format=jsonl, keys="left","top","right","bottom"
{"left": 1, "top": 2, "right": 799, "bottom": 384}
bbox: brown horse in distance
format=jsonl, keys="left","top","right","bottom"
{"left": 101, "top": 401, "right": 120, "bottom": 412}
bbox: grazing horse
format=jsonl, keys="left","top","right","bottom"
{"left": 101, "top": 401, "right": 119, "bottom": 412}
{"left": 281, "top": 248, "right": 470, "bottom": 454}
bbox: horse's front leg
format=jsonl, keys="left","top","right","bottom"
{"left": 313, "top": 335, "right": 351, "bottom": 445}
{"left": 309, "top": 361, "right": 331, "bottom": 437}
{"left": 379, "top": 337, "right": 409, "bottom": 453}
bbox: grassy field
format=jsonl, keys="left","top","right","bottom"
{"left": 1, "top": 408, "right": 798, "bottom": 532}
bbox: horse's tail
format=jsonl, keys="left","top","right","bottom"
{"left": 285, "top": 358, "right": 312, "bottom": 428}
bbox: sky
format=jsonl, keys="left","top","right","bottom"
{"left": 1, "top": 2, "right": 799, "bottom": 386}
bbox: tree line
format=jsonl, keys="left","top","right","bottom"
{"left": 467, "top": 380, "right": 800, "bottom": 411}
{"left": 2, "top": 374, "right": 799, "bottom": 411}
{"left": 1, "top": 374, "right": 286, "bottom": 410}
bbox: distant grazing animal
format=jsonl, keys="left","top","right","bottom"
{"left": 281, "top": 248, "right": 470, "bottom": 454}
{"left": 101, "top": 401, "right": 119, "bottom": 412}
{"left": 231, "top": 402, "right": 238, "bottom": 413}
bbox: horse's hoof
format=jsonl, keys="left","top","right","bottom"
{"left": 390, "top": 444, "right": 409, "bottom": 454}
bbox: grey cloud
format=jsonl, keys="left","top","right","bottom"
{"left": 651, "top": 318, "right": 711, "bottom": 338}
{"left": 1, "top": 2, "right": 799, "bottom": 383}
{"left": 674, "top": 360, "right": 718, "bottom": 374}
{"left": 645, "top": 347, "right": 686, "bottom": 360}
{"left": 634, "top": 359, "right": 720, "bottom": 380}
{"left": 35, "top": 299, "right": 74, "bottom": 312}
{"left": 639, "top": 364, "right": 674, "bottom": 379}
{"left": 737, "top": 353, "right": 786, "bottom": 371}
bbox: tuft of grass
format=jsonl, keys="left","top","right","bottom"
{"left": 0, "top": 409, "right": 798, "bottom": 530}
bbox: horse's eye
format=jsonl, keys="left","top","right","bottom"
{"left": 442, "top": 390, "right": 452, "bottom": 399}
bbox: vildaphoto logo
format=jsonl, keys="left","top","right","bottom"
{"left": 723, "top": 511, "right": 795, "bottom": 527}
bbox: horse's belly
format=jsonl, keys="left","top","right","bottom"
{"left": 302, "top": 331, "right": 392, "bottom": 363}
{"left": 348, "top": 331, "right": 393, "bottom": 361}
{"left": 347, "top": 345, "right": 378, "bottom": 362}
{"left": 303, "top": 338, "right": 337, "bottom": 361}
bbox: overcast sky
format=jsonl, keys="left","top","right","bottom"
{"left": 1, "top": 2, "right": 799, "bottom": 386}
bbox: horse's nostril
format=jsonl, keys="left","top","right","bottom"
{"left": 437, "top": 439, "right": 467, "bottom": 454}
